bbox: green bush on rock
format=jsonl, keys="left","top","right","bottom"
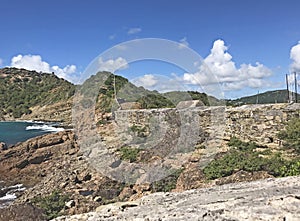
{"left": 151, "top": 168, "right": 183, "bottom": 192}
{"left": 278, "top": 117, "right": 300, "bottom": 153}
{"left": 31, "top": 190, "right": 69, "bottom": 220}
{"left": 118, "top": 146, "right": 141, "bottom": 163}
{"left": 203, "top": 136, "right": 300, "bottom": 180}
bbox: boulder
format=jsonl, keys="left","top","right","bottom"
{"left": 65, "top": 200, "right": 75, "bottom": 208}
{"left": 0, "top": 142, "right": 7, "bottom": 150}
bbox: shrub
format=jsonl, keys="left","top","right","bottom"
{"left": 277, "top": 160, "right": 300, "bottom": 177}
{"left": 278, "top": 117, "right": 300, "bottom": 152}
{"left": 151, "top": 168, "right": 183, "bottom": 192}
{"left": 118, "top": 146, "right": 141, "bottom": 163}
{"left": 203, "top": 137, "right": 300, "bottom": 180}
{"left": 31, "top": 190, "right": 69, "bottom": 220}
{"left": 203, "top": 149, "right": 265, "bottom": 180}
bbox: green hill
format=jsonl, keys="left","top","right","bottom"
{"left": 0, "top": 67, "right": 75, "bottom": 118}
{"left": 79, "top": 72, "right": 175, "bottom": 113}
{"left": 227, "top": 90, "right": 299, "bottom": 106}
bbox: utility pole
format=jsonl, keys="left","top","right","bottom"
{"left": 295, "top": 72, "right": 298, "bottom": 103}
{"left": 286, "top": 74, "right": 290, "bottom": 103}
{"left": 114, "top": 74, "right": 117, "bottom": 101}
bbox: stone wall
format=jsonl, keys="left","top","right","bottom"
{"left": 224, "top": 103, "right": 300, "bottom": 146}
{"left": 114, "top": 103, "right": 300, "bottom": 148}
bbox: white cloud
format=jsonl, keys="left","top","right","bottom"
{"left": 183, "top": 39, "right": 272, "bottom": 91}
{"left": 290, "top": 41, "right": 300, "bottom": 73}
{"left": 179, "top": 37, "right": 189, "bottom": 49}
{"left": 127, "top": 27, "right": 142, "bottom": 35}
{"left": 133, "top": 74, "right": 189, "bottom": 93}
{"left": 133, "top": 74, "right": 158, "bottom": 88}
{"left": 51, "top": 65, "right": 77, "bottom": 81}
{"left": 98, "top": 57, "right": 128, "bottom": 72}
{"left": 10, "top": 54, "right": 78, "bottom": 83}
{"left": 11, "top": 54, "right": 50, "bottom": 73}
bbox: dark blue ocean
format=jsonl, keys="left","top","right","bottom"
{"left": 0, "top": 121, "right": 64, "bottom": 146}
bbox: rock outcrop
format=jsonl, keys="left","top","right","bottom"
{"left": 0, "top": 131, "right": 126, "bottom": 217}
{"left": 53, "top": 175, "right": 300, "bottom": 221}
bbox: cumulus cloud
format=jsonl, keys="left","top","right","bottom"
{"left": 179, "top": 37, "right": 189, "bottom": 49}
{"left": 98, "top": 57, "right": 128, "bottom": 72}
{"left": 183, "top": 39, "right": 272, "bottom": 91}
{"left": 290, "top": 41, "right": 300, "bottom": 73}
{"left": 10, "top": 54, "right": 78, "bottom": 83}
{"left": 133, "top": 74, "right": 158, "bottom": 88}
{"left": 127, "top": 27, "right": 142, "bottom": 35}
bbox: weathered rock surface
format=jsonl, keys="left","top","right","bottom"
{"left": 0, "top": 203, "right": 46, "bottom": 221}
{"left": 0, "top": 131, "right": 126, "bottom": 217}
{"left": 53, "top": 175, "right": 300, "bottom": 221}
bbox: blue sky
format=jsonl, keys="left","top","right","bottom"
{"left": 1, "top": 0, "right": 300, "bottom": 98}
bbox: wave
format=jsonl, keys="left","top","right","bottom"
{"left": 26, "top": 124, "right": 64, "bottom": 132}
{"left": 0, "top": 193, "right": 17, "bottom": 201}
{"left": 22, "top": 120, "right": 45, "bottom": 124}
{"left": 0, "top": 184, "right": 25, "bottom": 200}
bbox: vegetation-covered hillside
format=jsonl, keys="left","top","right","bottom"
{"left": 82, "top": 72, "right": 175, "bottom": 113}
{"left": 163, "top": 91, "right": 225, "bottom": 106}
{"left": 0, "top": 68, "right": 75, "bottom": 118}
{"left": 227, "top": 90, "right": 299, "bottom": 106}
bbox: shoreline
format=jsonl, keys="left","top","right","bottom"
{"left": 0, "top": 121, "right": 69, "bottom": 147}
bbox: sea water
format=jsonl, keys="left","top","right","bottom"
{"left": 0, "top": 121, "right": 64, "bottom": 146}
